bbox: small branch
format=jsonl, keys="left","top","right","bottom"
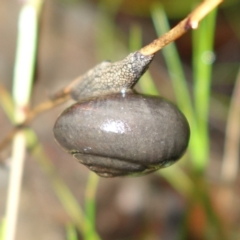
{"left": 50, "top": 75, "right": 82, "bottom": 101}
{"left": 26, "top": 89, "right": 71, "bottom": 124}
{"left": 139, "top": 0, "right": 223, "bottom": 56}
{"left": 0, "top": 73, "right": 82, "bottom": 155}
{"left": 0, "top": 75, "right": 84, "bottom": 156}
{"left": 0, "top": 90, "right": 70, "bottom": 153}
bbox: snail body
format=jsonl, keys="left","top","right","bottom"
{"left": 53, "top": 51, "right": 190, "bottom": 177}
{"left": 53, "top": 92, "right": 190, "bottom": 177}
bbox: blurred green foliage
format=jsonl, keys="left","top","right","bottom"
{"left": 1, "top": 0, "right": 240, "bottom": 239}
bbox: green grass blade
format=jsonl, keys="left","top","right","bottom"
{"left": 0, "top": 219, "right": 5, "bottom": 240}
{"left": 158, "top": 165, "right": 194, "bottom": 197}
{"left": 129, "top": 24, "right": 142, "bottom": 52}
{"left": 192, "top": 9, "right": 217, "bottom": 170}
{"left": 151, "top": 3, "right": 204, "bottom": 169}
{"left": 0, "top": 84, "right": 14, "bottom": 122}
{"left": 151, "top": 3, "right": 194, "bottom": 120}
{"left": 66, "top": 223, "right": 78, "bottom": 240}
{"left": 95, "top": 0, "right": 125, "bottom": 60}
{"left": 84, "top": 172, "right": 99, "bottom": 239}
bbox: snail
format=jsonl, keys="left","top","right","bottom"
{"left": 53, "top": 51, "right": 190, "bottom": 177}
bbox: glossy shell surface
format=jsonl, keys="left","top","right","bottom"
{"left": 53, "top": 93, "right": 190, "bottom": 177}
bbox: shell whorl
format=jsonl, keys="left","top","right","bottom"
{"left": 53, "top": 93, "right": 190, "bottom": 177}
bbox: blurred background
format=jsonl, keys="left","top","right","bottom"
{"left": 0, "top": 0, "right": 240, "bottom": 239}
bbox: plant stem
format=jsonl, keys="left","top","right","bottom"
{"left": 4, "top": 133, "right": 26, "bottom": 240}
{"left": 4, "top": 1, "right": 42, "bottom": 240}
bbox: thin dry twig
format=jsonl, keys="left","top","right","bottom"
{"left": 139, "top": 0, "right": 223, "bottom": 56}
{"left": 0, "top": 75, "right": 82, "bottom": 154}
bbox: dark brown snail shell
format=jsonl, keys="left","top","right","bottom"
{"left": 53, "top": 93, "right": 190, "bottom": 177}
